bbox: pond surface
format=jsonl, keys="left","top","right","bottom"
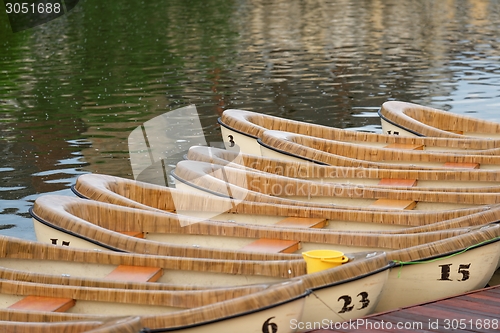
{"left": 1, "top": 0, "right": 500, "bottom": 240}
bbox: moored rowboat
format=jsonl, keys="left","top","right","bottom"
{"left": 173, "top": 160, "right": 500, "bottom": 212}
{"left": 218, "top": 108, "right": 500, "bottom": 155}
{"left": 29, "top": 195, "right": 500, "bottom": 313}
{"left": 32, "top": 195, "right": 469, "bottom": 255}
{"left": 71, "top": 173, "right": 493, "bottom": 232}
{"left": 187, "top": 145, "right": 500, "bottom": 192}
{"left": 0, "top": 272, "right": 308, "bottom": 333}
{"left": 258, "top": 130, "right": 500, "bottom": 170}
{"left": 0, "top": 236, "right": 286, "bottom": 292}
{"left": 379, "top": 101, "right": 500, "bottom": 138}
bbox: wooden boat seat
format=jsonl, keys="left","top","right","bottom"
{"left": 369, "top": 199, "right": 417, "bottom": 210}
{"left": 383, "top": 143, "right": 424, "bottom": 150}
{"left": 104, "top": 265, "right": 163, "bottom": 283}
{"left": 275, "top": 217, "right": 327, "bottom": 228}
{"left": 240, "top": 238, "right": 301, "bottom": 253}
{"left": 378, "top": 178, "right": 417, "bottom": 187}
{"left": 8, "top": 296, "right": 76, "bottom": 312}
{"left": 117, "top": 231, "right": 145, "bottom": 238}
{"left": 442, "top": 162, "right": 480, "bottom": 169}
{"left": 446, "top": 130, "right": 464, "bottom": 135}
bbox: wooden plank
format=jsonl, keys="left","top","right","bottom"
{"left": 463, "top": 292, "right": 500, "bottom": 304}
{"left": 105, "top": 265, "right": 163, "bottom": 283}
{"left": 442, "top": 162, "right": 480, "bottom": 169}
{"left": 420, "top": 303, "right": 491, "bottom": 322}
{"left": 373, "top": 313, "right": 436, "bottom": 332}
{"left": 8, "top": 296, "right": 75, "bottom": 312}
{"left": 117, "top": 231, "right": 145, "bottom": 238}
{"left": 369, "top": 199, "right": 417, "bottom": 210}
{"left": 378, "top": 178, "right": 417, "bottom": 187}
{"left": 383, "top": 143, "right": 424, "bottom": 150}
{"left": 435, "top": 299, "right": 500, "bottom": 317}
{"left": 241, "top": 238, "right": 300, "bottom": 253}
{"left": 275, "top": 217, "right": 327, "bottom": 229}
{"left": 483, "top": 288, "right": 500, "bottom": 296}
{"left": 446, "top": 129, "right": 464, "bottom": 135}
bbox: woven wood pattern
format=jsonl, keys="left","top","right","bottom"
{"left": 0, "top": 234, "right": 307, "bottom": 280}
{"left": 71, "top": 174, "right": 498, "bottom": 233}
{"left": 32, "top": 195, "right": 492, "bottom": 257}
{"left": 0, "top": 315, "right": 142, "bottom": 333}
{"left": 220, "top": 108, "right": 500, "bottom": 151}
{"left": 186, "top": 145, "right": 500, "bottom": 192}
{"left": 26, "top": 206, "right": 500, "bottom": 331}
{"left": 380, "top": 101, "right": 500, "bottom": 138}
{"left": 259, "top": 130, "right": 500, "bottom": 170}
{"left": 139, "top": 279, "right": 308, "bottom": 330}
{"left": 0, "top": 275, "right": 296, "bottom": 310}
{"left": 387, "top": 223, "right": 500, "bottom": 263}
{"left": 0, "top": 277, "right": 308, "bottom": 330}
{"left": 174, "top": 160, "right": 500, "bottom": 207}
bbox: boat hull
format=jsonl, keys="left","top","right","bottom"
{"left": 380, "top": 115, "right": 421, "bottom": 137}
{"left": 142, "top": 296, "right": 305, "bottom": 333}
{"left": 378, "top": 101, "right": 500, "bottom": 139}
{"left": 220, "top": 123, "right": 261, "bottom": 156}
{"left": 301, "top": 268, "right": 389, "bottom": 324}
{"left": 377, "top": 239, "right": 500, "bottom": 312}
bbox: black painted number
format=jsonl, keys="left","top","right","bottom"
{"left": 338, "top": 291, "right": 370, "bottom": 313}
{"left": 262, "top": 317, "right": 278, "bottom": 333}
{"left": 227, "top": 135, "right": 235, "bottom": 147}
{"left": 50, "top": 238, "right": 70, "bottom": 246}
{"left": 438, "top": 263, "right": 471, "bottom": 281}
{"left": 357, "top": 291, "right": 370, "bottom": 309}
{"left": 387, "top": 130, "right": 400, "bottom": 135}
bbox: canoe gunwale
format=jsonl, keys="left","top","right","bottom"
{"left": 377, "top": 107, "right": 424, "bottom": 137}
{"left": 71, "top": 185, "right": 91, "bottom": 199}
{"left": 170, "top": 171, "right": 233, "bottom": 199}
{"left": 391, "top": 232, "right": 500, "bottom": 266}
{"left": 220, "top": 108, "right": 500, "bottom": 152}
{"left": 257, "top": 138, "right": 327, "bottom": 165}
{"left": 379, "top": 101, "right": 500, "bottom": 139}
{"left": 217, "top": 117, "right": 260, "bottom": 140}
{"left": 174, "top": 159, "right": 500, "bottom": 206}
{"left": 138, "top": 288, "right": 311, "bottom": 333}
{"left": 29, "top": 207, "right": 126, "bottom": 253}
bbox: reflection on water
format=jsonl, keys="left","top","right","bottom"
{"left": 1, "top": 0, "right": 500, "bottom": 239}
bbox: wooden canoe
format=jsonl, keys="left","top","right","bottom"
{"left": 0, "top": 274, "right": 308, "bottom": 333}
{"left": 259, "top": 130, "right": 500, "bottom": 170}
{"left": 71, "top": 173, "right": 494, "bottom": 232}
{"left": 30, "top": 196, "right": 500, "bottom": 313}
{"left": 0, "top": 238, "right": 281, "bottom": 292}
{"left": 0, "top": 316, "right": 142, "bottom": 333}
{"left": 173, "top": 160, "right": 500, "bottom": 212}
{"left": 218, "top": 108, "right": 500, "bottom": 156}
{"left": 379, "top": 101, "right": 500, "bottom": 138}
{"left": 0, "top": 234, "right": 390, "bottom": 324}
{"left": 32, "top": 195, "right": 470, "bottom": 255}
{"left": 187, "top": 145, "right": 500, "bottom": 192}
